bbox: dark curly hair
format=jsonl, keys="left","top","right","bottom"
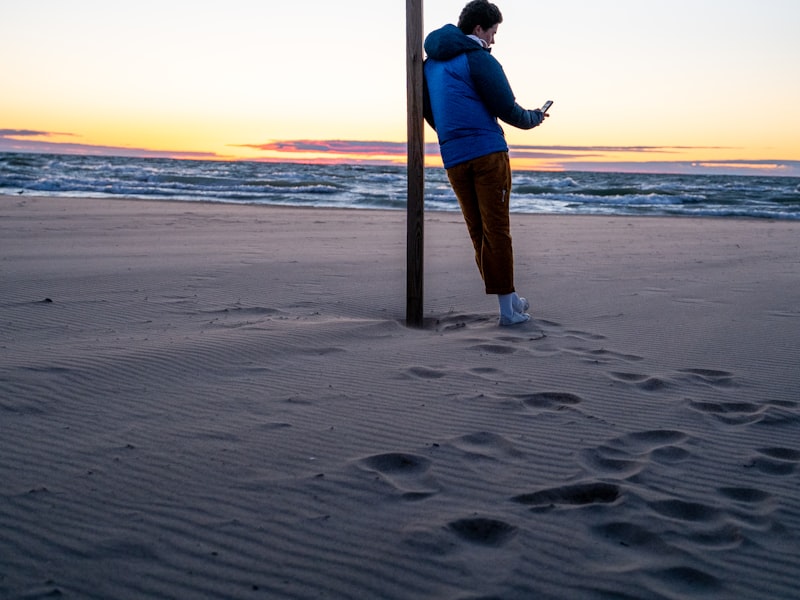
{"left": 457, "top": 1, "right": 503, "bottom": 35}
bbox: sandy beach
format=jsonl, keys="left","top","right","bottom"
{"left": 2, "top": 194, "right": 799, "bottom": 599}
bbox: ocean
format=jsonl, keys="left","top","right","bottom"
{"left": 2, "top": 152, "right": 799, "bottom": 220}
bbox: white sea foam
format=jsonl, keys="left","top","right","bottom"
{"left": 1, "top": 152, "right": 799, "bottom": 219}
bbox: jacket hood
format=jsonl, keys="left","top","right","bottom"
{"left": 424, "top": 24, "right": 484, "bottom": 61}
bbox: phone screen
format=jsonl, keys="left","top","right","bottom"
{"left": 541, "top": 100, "right": 553, "bottom": 113}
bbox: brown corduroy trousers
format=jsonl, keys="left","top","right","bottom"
{"left": 446, "top": 151, "right": 515, "bottom": 295}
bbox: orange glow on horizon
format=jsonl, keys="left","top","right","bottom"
{"left": 1, "top": 130, "right": 798, "bottom": 176}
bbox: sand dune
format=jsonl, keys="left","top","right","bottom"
{"left": 1, "top": 196, "right": 799, "bottom": 599}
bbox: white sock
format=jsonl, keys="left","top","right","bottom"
{"left": 512, "top": 292, "right": 529, "bottom": 313}
{"left": 498, "top": 293, "right": 515, "bottom": 319}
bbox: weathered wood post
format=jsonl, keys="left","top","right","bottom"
{"left": 406, "top": 0, "right": 425, "bottom": 327}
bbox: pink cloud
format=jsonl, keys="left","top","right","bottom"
{"left": 238, "top": 139, "right": 414, "bottom": 156}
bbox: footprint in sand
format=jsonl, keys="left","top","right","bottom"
{"left": 465, "top": 327, "right": 549, "bottom": 355}
{"left": 643, "top": 566, "right": 723, "bottom": 596}
{"left": 432, "top": 313, "right": 493, "bottom": 332}
{"left": 402, "top": 514, "right": 518, "bottom": 565}
{"left": 757, "top": 400, "right": 800, "bottom": 426}
{"left": 746, "top": 447, "right": 800, "bottom": 476}
{"left": 648, "top": 498, "right": 724, "bottom": 523}
{"left": 447, "top": 431, "right": 526, "bottom": 461}
{"left": 591, "top": 521, "right": 676, "bottom": 555}
{"left": 469, "top": 343, "right": 518, "bottom": 355}
{"left": 511, "top": 481, "right": 621, "bottom": 512}
{"left": 564, "top": 329, "right": 607, "bottom": 342}
{"left": 400, "top": 514, "right": 519, "bottom": 589}
{"left": 677, "top": 368, "right": 735, "bottom": 388}
{"left": 645, "top": 494, "right": 766, "bottom": 552}
{"left": 716, "top": 486, "right": 773, "bottom": 504}
{"left": 446, "top": 517, "right": 518, "bottom": 546}
{"left": 688, "top": 398, "right": 799, "bottom": 426}
{"left": 608, "top": 371, "right": 672, "bottom": 392}
{"left": 686, "top": 399, "right": 763, "bottom": 425}
{"left": 468, "top": 366, "right": 502, "bottom": 376}
{"left": 608, "top": 368, "right": 736, "bottom": 393}
{"left": 358, "top": 452, "right": 439, "bottom": 500}
{"left": 565, "top": 346, "right": 645, "bottom": 366}
{"left": 516, "top": 391, "right": 583, "bottom": 412}
{"left": 712, "top": 486, "right": 777, "bottom": 533}
{"left": 401, "top": 366, "right": 447, "bottom": 380}
{"left": 579, "top": 430, "right": 690, "bottom": 479}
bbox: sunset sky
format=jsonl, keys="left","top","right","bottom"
{"left": 2, "top": 0, "right": 799, "bottom": 176}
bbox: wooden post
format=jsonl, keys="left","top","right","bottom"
{"left": 406, "top": 0, "right": 425, "bottom": 327}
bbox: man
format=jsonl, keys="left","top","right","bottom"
{"left": 423, "top": 0, "right": 548, "bottom": 326}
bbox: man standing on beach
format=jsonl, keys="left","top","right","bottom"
{"left": 423, "top": 0, "right": 548, "bottom": 326}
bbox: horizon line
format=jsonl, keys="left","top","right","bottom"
{"left": 1, "top": 133, "right": 799, "bottom": 178}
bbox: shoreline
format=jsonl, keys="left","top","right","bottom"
{"left": 5, "top": 192, "right": 799, "bottom": 221}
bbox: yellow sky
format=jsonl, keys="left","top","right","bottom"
{"left": 2, "top": 1, "right": 799, "bottom": 175}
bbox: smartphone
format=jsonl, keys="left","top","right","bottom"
{"left": 541, "top": 100, "right": 554, "bottom": 113}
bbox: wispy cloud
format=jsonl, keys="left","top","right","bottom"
{"left": 547, "top": 159, "right": 800, "bottom": 177}
{"left": 507, "top": 145, "right": 799, "bottom": 176}
{"left": 242, "top": 140, "right": 406, "bottom": 154}
{"left": 510, "top": 144, "right": 732, "bottom": 157}
{"left": 241, "top": 139, "right": 800, "bottom": 176}
{"left": 237, "top": 139, "right": 443, "bottom": 157}
{"left": 523, "top": 145, "right": 731, "bottom": 153}
{"left": 0, "top": 129, "right": 70, "bottom": 137}
{"left": 0, "top": 129, "right": 221, "bottom": 160}
{"left": 243, "top": 140, "right": 735, "bottom": 159}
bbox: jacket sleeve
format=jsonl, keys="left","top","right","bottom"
{"left": 468, "top": 51, "right": 543, "bottom": 130}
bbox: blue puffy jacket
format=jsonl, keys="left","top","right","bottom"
{"left": 423, "top": 24, "right": 543, "bottom": 169}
